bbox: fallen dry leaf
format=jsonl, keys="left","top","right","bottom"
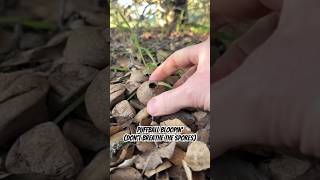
{"left": 111, "top": 167, "right": 142, "bottom": 180}
{"left": 110, "top": 155, "right": 138, "bottom": 172}
{"left": 169, "top": 147, "right": 186, "bottom": 166}
{"left": 129, "top": 70, "right": 148, "bottom": 83}
{"left": 111, "top": 143, "right": 135, "bottom": 166}
{"left": 144, "top": 161, "right": 172, "bottom": 178}
{"left": 136, "top": 142, "right": 156, "bottom": 153}
{"left": 182, "top": 160, "right": 193, "bottom": 180}
{"left": 135, "top": 142, "right": 176, "bottom": 171}
{"left": 112, "top": 100, "right": 136, "bottom": 120}
{"left": 134, "top": 108, "right": 149, "bottom": 124}
{"left": 157, "top": 142, "right": 176, "bottom": 159}
{"left": 110, "top": 83, "right": 126, "bottom": 107}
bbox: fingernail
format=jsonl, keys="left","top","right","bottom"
{"left": 147, "top": 98, "right": 157, "bottom": 116}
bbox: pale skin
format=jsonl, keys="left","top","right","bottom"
{"left": 148, "top": 0, "right": 320, "bottom": 159}
{"left": 147, "top": 38, "right": 210, "bottom": 116}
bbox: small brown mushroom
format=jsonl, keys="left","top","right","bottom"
{"left": 136, "top": 81, "right": 165, "bottom": 105}
{"left": 184, "top": 141, "right": 210, "bottom": 171}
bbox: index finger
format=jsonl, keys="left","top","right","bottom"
{"left": 149, "top": 44, "right": 200, "bottom": 81}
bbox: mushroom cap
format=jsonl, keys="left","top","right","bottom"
{"left": 184, "top": 141, "right": 210, "bottom": 171}
{"left": 136, "top": 81, "right": 165, "bottom": 105}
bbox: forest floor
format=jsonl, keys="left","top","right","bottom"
{"left": 109, "top": 27, "right": 211, "bottom": 179}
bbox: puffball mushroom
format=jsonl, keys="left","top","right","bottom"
{"left": 184, "top": 141, "right": 210, "bottom": 171}
{"left": 136, "top": 81, "right": 165, "bottom": 105}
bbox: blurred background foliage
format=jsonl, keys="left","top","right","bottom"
{"left": 110, "top": 0, "right": 209, "bottom": 35}
{"left": 110, "top": 0, "right": 209, "bottom": 74}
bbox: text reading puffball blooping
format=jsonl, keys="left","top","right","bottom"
{"left": 123, "top": 126, "right": 197, "bottom": 142}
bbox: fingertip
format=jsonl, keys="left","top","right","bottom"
{"left": 147, "top": 98, "right": 158, "bottom": 116}
{"left": 148, "top": 73, "right": 158, "bottom": 81}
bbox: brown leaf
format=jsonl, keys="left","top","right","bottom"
{"left": 110, "top": 83, "right": 126, "bottom": 107}
{"left": 110, "top": 155, "right": 137, "bottom": 172}
{"left": 135, "top": 151, "right": 163, "bottom": 171}
{"left": 111, "top": 100, "right": 136, "bottom": 120}
{"left": 169, "top": 147, "right": 186, "bottom": 166}
{"left": 182, "top": 160, "right": 193, "bottom": 180}
{"left": 136, "top": 142, "right": 156, "bottom": 153}
{"left": 129, "top": 70, "right": 148, "bottom": 83}
{"left": 134, "top": 107, "right": 149, "bottom": 124}
{"left": 111, "top": 144, "right": 135, "bottom": 166}
{"left": 144, "top": 161, "right": 172, "bottom": 178}
{"left": 111, "top": 167, "right": 142, "bottom": 180}
{"left": 135, "top": 142, "right": 176, "bottom": 171}
{"left": 158, "top": 142, "right": 176, "bottom": 159}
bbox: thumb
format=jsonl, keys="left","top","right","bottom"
{"left": 147, "top": 84, "right": 192, "bottom": 116}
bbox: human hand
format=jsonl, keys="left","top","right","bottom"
{"left": 147, "top": 38, "right": 210, "bottom": 116}
{"left": 213, "top": 0, "right": 320, "bottom": 158}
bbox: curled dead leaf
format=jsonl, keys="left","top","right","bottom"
{"left": 135, "top": 152, "right": 162, "bottom": 171}
{"left": 125, "top": 81, "right": 141, "bottom": 95}
{"left": 129, "top": 70, "right": 147, "bottom": 83}
{"left": 135, "top": 142, "right": 176, "bottom": 171}
{"left": 110, "top": 130, "right": 129, "bottom": 158}
{"left": 134, "top": 108, "right": 149, "bottom": 124}
{"left": 182, "top": 160, "right": 193, "bottom": 180}
{"left": 112, "top": 100, "right": 136, "bottom": 120}
{"left": 136, "top": 142, "right": 156, "bottom": 153}
{"left": 111, "top": 144, "right": 135, "bottom": 166}
{"left": 144, "top": 161, "right": 172, "bottom": 178}
{"left": 111, "top": 167, "right": 142, "bottom": 180}
{"left": 169, "top": 147, "right": 186, "bottom": 166}
{"left": 129, "top": 99, "right": 145, "bottom": 110}
{"left": 110, "top": 84, "right": 126, "bottom": 107}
